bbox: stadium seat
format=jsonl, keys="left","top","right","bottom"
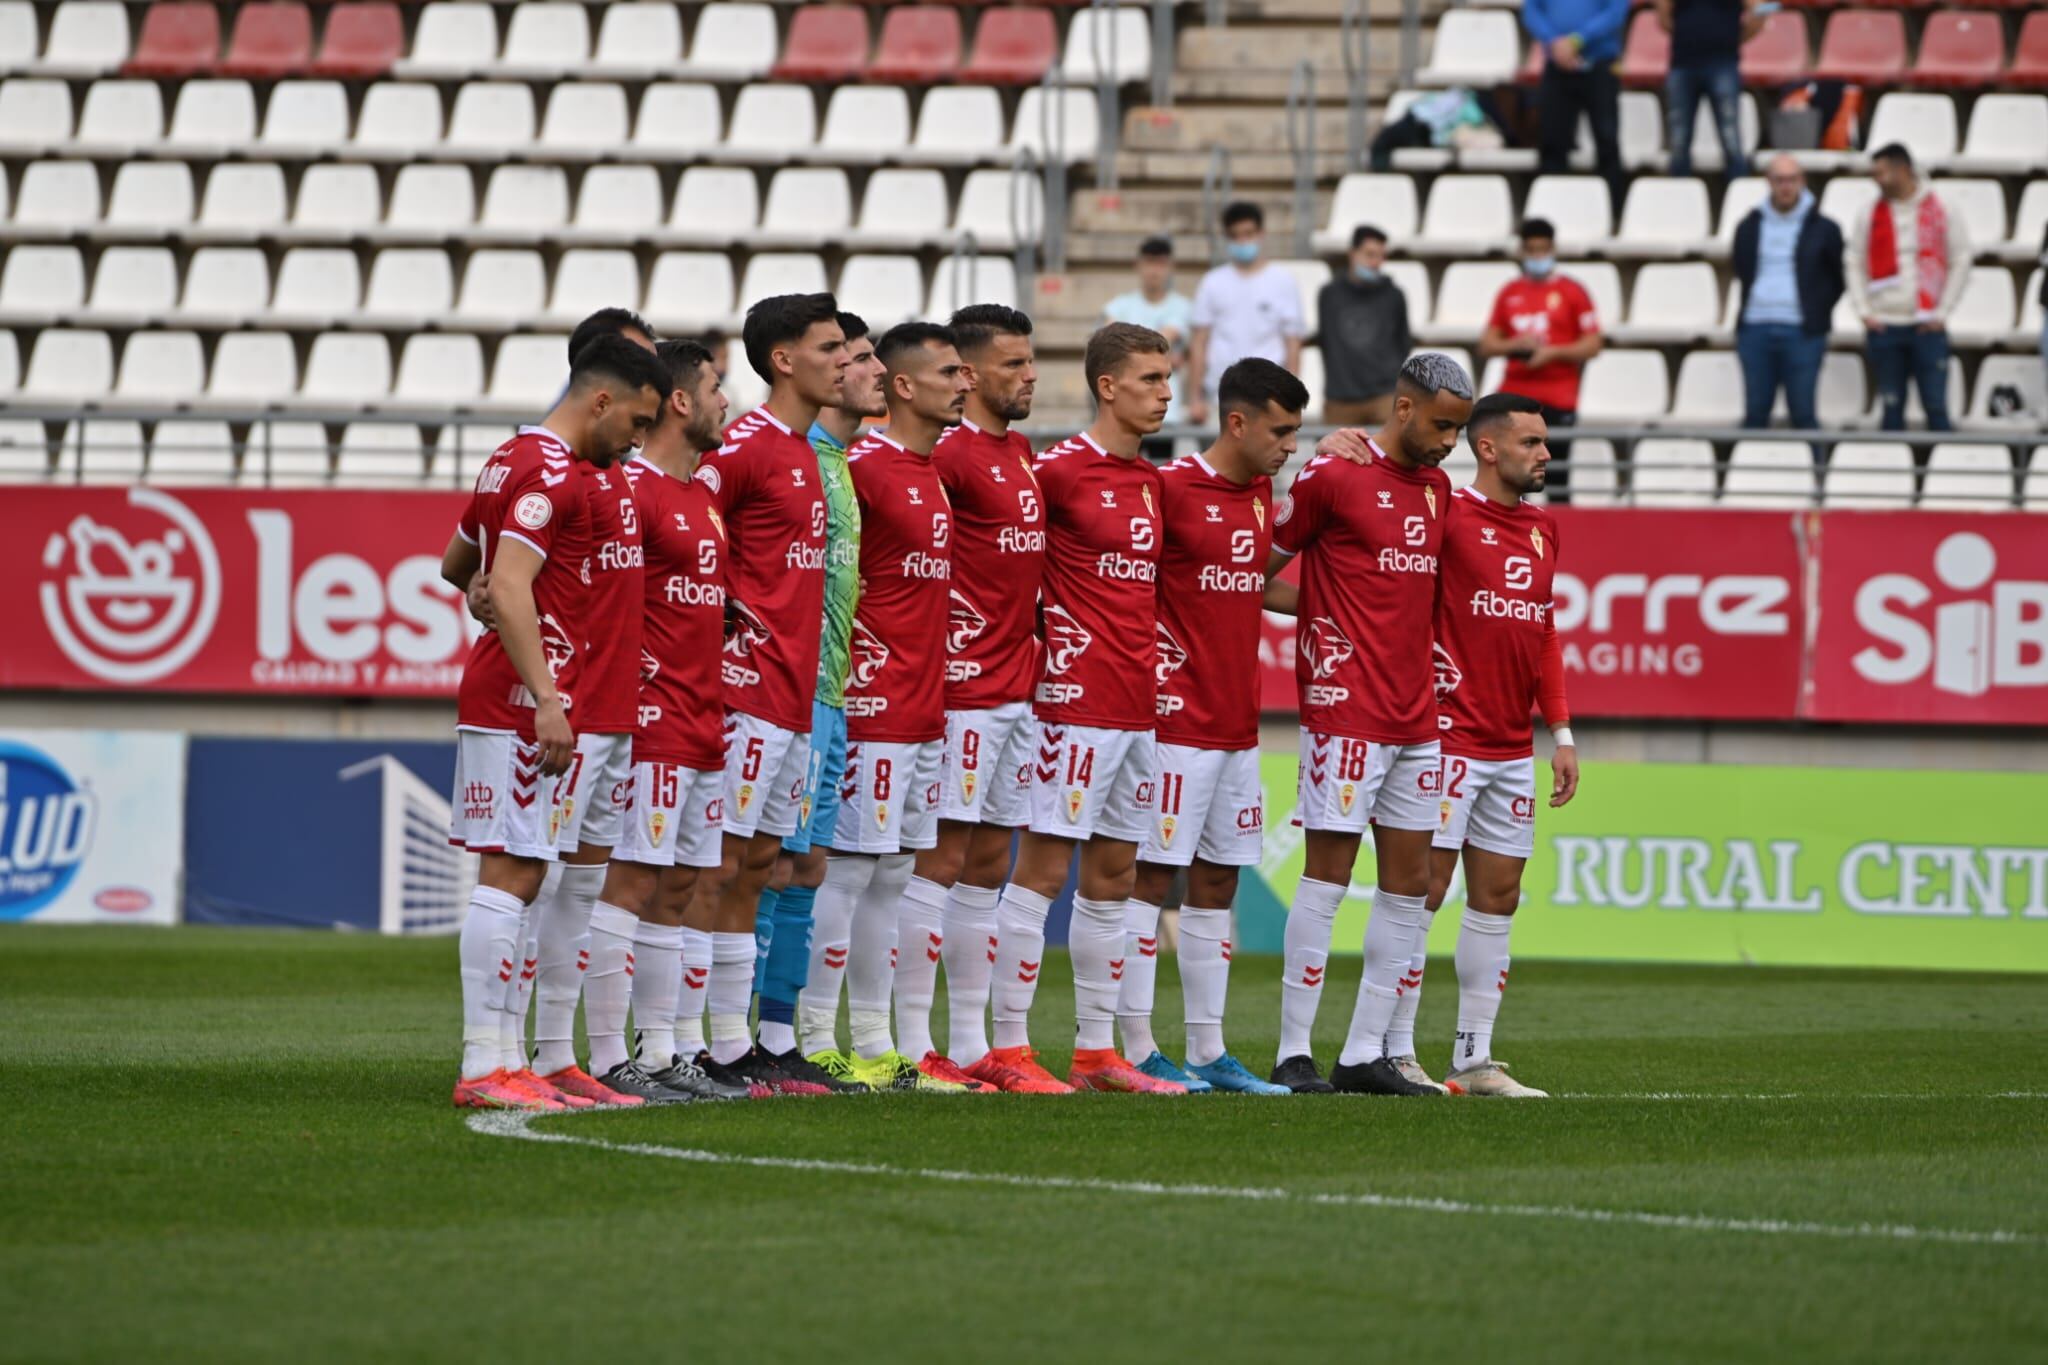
{"left": 953, "top": 168, "right": 1042, "bottom": 251}
{"left": 588, "top": 2, "right": 683, "bottom": 79}
{"left": 304, "top": 333, "right": 390, "bottom": 402}
{"left": 36, "top": 3, "right": 130, "bottom": 77}
{"left": 148, "top": 421, "right": 240, "bottom": 485}
{"left": 446, "top": 82, "right": 536, "bottom": 157}
{"left": 1297, "top": 347, "right": 1326, "bottom": 420}
{"left": 539, "top": 82, "right": 629, "bottom": 154}
{"left": 362, "top": 248, "right": 455, "bottom": 325}
{"left": 487, "top": 334, "right": 569, "bottom": 409}
{"left": 2013, "top": 13, "right": 2048, "bottom": 88}
{"left": 429, "top": 425, "right": 491, "bottom": 486}
{"left": 1417, "top": 175, "right": 1514, "bottom": 252}
{"left": 1274, "top": 259, "right": 1335, "bottom": 334}
{"left": 0, "top": 80, "right": 74, "bottom": 154}
{"left": 115, "top": 330, "right": 203, "bottom": 400}
{"left": 292, "top": 164, "right": 381, "bottom": 236}
{"left": 1617, "top": 9, "right": 1668, "bottom": 87}
{"left": 848, "top": 168, "right": 949, "bottom": 250}
{"left": 772, "top": 4, "right": 868, "bottom": 82}
{"left": 0, "top": 420, "right": 53, "bottom": 481}
{"left": 568, "top": 165, "right": 663, "bottom": 241}
{"left": 11, "top": 159, "right": 99, "bottom": 227}
{"left": 272, "top": 247, "right": 362, "bottom": 325}
{"left": 1934, "top": 177, "right": 2008, "bottom": 250}
{"left": 1622, "top": 262, "right": 1721, "bottom": 342}
{"left": 74, "top": 79, "right": 165, "bottom": 153}
{"left": 723, "top": 84, "right": 817, "bottom": 160}
{"left": 386, "top": 164, "right": 476, "bottom": 233}
{"left": 397, "top": 2, "right": 500, "bottom": 79}
{"left": 2012, "top": 183, "right": 2048, "bottom": 262}
{"left": 1947, "top": 266, "right": 2016, "bottom": 346}
{"left": 633, "top": 82, "right": 723, "bottom": 156}
{"left": 1314, "top": 174, "right": 1420, "bottom": 252}
{"left": 867, "top": 6, "right": 960, "bottom": 84}
{"left": 220, "top": 2, "right": 312, "bottom": 79}
{"left": 1817, "top": 175, "right": 1877, "bottom": 235}
{"left": 928, "top": 255, "right": 1018, "bottom": 315}
{"left": 105, "top": 161, "right": 195, "bottom": 232}
{"left": 1418, "top": 9, "right": 1518, "bottom": 87}
{"left": 123, "top": 2, "right": 219, "bottom": 78}
{"left": 0, "top": 330, "right": 14, "bottom": 393}
{"left": 247, "top": 421, "right": 333, "bottom": 485}
{"left": 739, "top": 252, "right": 831, "bottom": 306}
{"left": 86, "top": 246, "right": 178, "bottom": 324}
{"left": 835, "top": 254, "right": 925, "bottom": 328}
{"left": 960, "top": 6, "right": 1056, "bottom": 85}
{"left": 166, "top": 79, "right": 258, "bottom": 152}
{"left": 1964, "top": 355, "right": 2045, "bottom": 428}
{"left": 1629, "top": 438, "right": 1717, "bottom": 506}
{"left": 1722, "top": 440, "right": 1817, "bottom": 507}
{"left": 498, "top": 2, "right": 590, "bottom": 76}
{"left": 1061, "top": 5, "right": 1150, "bottom": 84}
{"left": 548, "top": 249, "right": 640, "bottom": 327}
{"left": 914, "top": 85, "right": 1006, "bottom": 164}
{"left": 479, "top": 165, "right": 569, "bottom": 233}
{"left": 644, "top": 251, "right": 739, "bottom": 330}
{"left": 1007, "top": 86, "right": 1098, "bottom": 163}
{"left": 1615, "top": 177, "right": 1713, "bottom": 254}
{"left": 684, "top": 3, "right": 779, "bottom": 81}
{"left": 668, "top": 166, "right": 760, "bottom": 244}
{"left": 23, "top": 328, "right": 114, "bottom": 399}
{"left": 0, "top": 244, "right": 84, "bottom": 324}
{"left": 1812, "top": 10, "right": 1906, "bottom": 84}
{"left": 1579, "top": 350, "right": 1672, "bottom": 423}
{"left": 1862, "top": 93, "right": 1957, "bottom": 166}
{"left": 1740, "top": 10, "right": 1809, "bottom": 86}
{"left": 2021, "top": 269, "right": 2045, "bottom": 335}
{"left": 355, "top": 82, "right": 444, "bottom": 154}
{"left": 0, "top": 3, "right": 38, "bottom": 75}
{"left": 1668, "top": 351, "right": 1747, "bottom": 423}
{"left": 1564, "top": 438, "right": 1620, "bottom": 505}
{"left": 1821, "top": 441, "right": 1914, "bottom": 507}
{"left": 454, "top": 249, "right": 546, "bottom": 324}
{"left": 209, "top": 332, "right": 298, "bottom": 402}
{"left": 1524, "top": 175, "right": 1613, "bottom": 247}
{"left": 72, "top": 419, "right": 147, "bottom": 484}
{"left": 335, "top": 423, "right": 428, "bottom": 487}
{"left": 198, "top": 163, "right": 287, "bottom": 233}
{"left": 311, "top": 2, "right": 402, "bottom": 79}
{"left": 1909, "top": 12, "right": 2003, "bottom": 89}
{"left": 1955, "top": 94, "right": 2048, "bottom": 175}
{"left": 178, "top": 247, "right": 269, "bottom": 326}
{"left": 819, "top": 85, "right": 912, "bottom": 163}
{"left": 1382, "top": 260, "right": 1433, "bottom": 327}
{"left": 758, "top": 168, "right": 853, "bottom": 247}
{"left": 1921, "top": 444, "right": 2013, "bottom": 509}
{"left": 1428, "top": 262, "right": 1518, "bottom": 339}
{"left": 1715, "top": 176, "right": 1767, "bottom": 247}
{"left": 260, "top": 80, "right": 349, "bottom": 151}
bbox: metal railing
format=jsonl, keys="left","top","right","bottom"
{"left": 1089, "top": 0, "right": 1122, "bottom": 193}
{"left": 1037, "top": 69, "right": 1071, "bottom": 273}
{"left": 1284, "top": 59, "right": 1318, "bottom": 259}
{"left": 1150, "top": 0, "right": 1176, "bottom": 109}
{"left": 1399, "top": 0, "right": 1424, "bottom": 91}
{"left": 943, "top": 232, "right": 982, "bottom": 316}
{"left": 1201, "top": 144, "right": 1235, "bottom": 266}
{"left": 1009, "top": 147, "right": 1043, "bottom": 296}
{"left": 1341, "top": 0, "right": 1374, "bottom": 171}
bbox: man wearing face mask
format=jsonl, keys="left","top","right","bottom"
{"left": 1186, "top": 202, "right": 1305, "bottom": 430}
{"left": 1317, "top": 225, "right": 1413, "bottom": 428}
{"left": 1478, "top": 218, "right": 1603, "bottom": 503}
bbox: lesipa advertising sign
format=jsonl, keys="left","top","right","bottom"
{"left": 0, "top": 729, "right": 184, "bottom": 924}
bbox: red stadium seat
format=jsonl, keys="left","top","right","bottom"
{"left": 1617, "top": 10, "right": 1668, "bottom": 89}
{"left": 2012, "top": 13, "right": 2048, "bottom": 87}
{"left": 1740, "top": 10, "right": 1810, "bottom": 86}
{"left": 1811, "top": 10, "right": 1907, "bottom": 84}
{"left": 122, "top": 1, "right": 220, "bottom": 77}
{"left": 867, "top": 6, "right": 961, "bottom": 84}
{"left": 771, "top": 4, "right": 871, "bottom": 83}
{"left": 959, "top": 7, "right": 1056, "bottom": 86}
{"left": 1907, "top": 12, "right": 2004, "bottom": 89}
{"left": 311, "top": 2, "right": 402, "bottom": 79}
{"left": 219, "top": 2, "right": 312, "bottom": 79}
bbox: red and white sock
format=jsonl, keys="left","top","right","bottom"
{"left": 990, "top": 885, "right": 1051, "bottom": 1050}
{"left": 459, "top": 885, "right": 525, "bottom": 1079}
{"left": 1278, "top": 876, "right": 1344, "bottom": 1060}
{"left": 532, "top": 862, "right": 604, "bottom": 1075}
{"left": 583, "top": 901, "right": 639, "bottom": 1077}
{"left": 848, "top": 853, "right": 910, "bottom": 1060}
{"left": 1069, "top": 895, "right": 1124, "bottom": 1052}
{"left": 1178, "top": 905, "right": 1232, "bottom": 1067}
{"left": 892, "top": 874, "right": 950, "bottom": 1062}
{"left": 631, "top": 920, "right": 684, "bottom": 1068}
{"left": 800, "top": 855, "right": 875, "bottom": 1056}
{"left": 1452, "top": 907, "right": 1514, "bottom": 1073}
{"left": 1114, "top": 899, "right": 1162, "bottom": 1060}
{"left": 1383, "top": 908, "right": 1435, "bottom": 1058}
{"left": 940, "top": 881, "right": 1000, "bottom": 1067}
{"left": 707, "top": 931, "right": 755, "bottom": 1065}
{"left": 674, "top": 926, "right": 712, "bottom": 1061}
{"left": 1337, "top": 890, "right": 1428, "bottom": 1066}
{"left": 499, "top": 873, "right": 546, "bottom": 1069}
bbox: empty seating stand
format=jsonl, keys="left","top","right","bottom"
{"left": 1909, "top": 12, "right": 2005, "bottom": 89}
{"left": 867, "top": 6, "right": 960, "bottom": 84}
{"left": 771, "top": 4, "right": 869, "bottom": 83}
{"left": 311, "top": 3, "right": 402, "bottom": 79}
{"left": 219, "top": 2, "right": 312, "bottom": 79}
{"left": 123, "top": 2, "right": 218, "bottom": 78}
{"left": 1811, "top": 10, "right": 1907, "bottom": 85}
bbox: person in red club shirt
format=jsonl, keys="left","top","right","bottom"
{"left": 1478, "top": 218, "right": 1604, "bottom": 504}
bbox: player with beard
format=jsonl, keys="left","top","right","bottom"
{"left": 442, "top": 334, "right": 668, "bottom": 1110}
{"left": 796, "top": 323, "right": 982, "bottom": 1091}
{"left": 1266, "top": 352, "right": 1471, "bottom": 1097}
{"left": 1397, "top": 391, "right": 1577, "bottom": 1097}
{"left": 744, "top": 313, "right": 884, "bottom": 1094}
{"left": 982, "top": 323, "right": 1184, "bottom": 1095}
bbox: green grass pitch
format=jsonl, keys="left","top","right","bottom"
{"left": 3, "top": 925, "right": 2044, "bottom": 1363}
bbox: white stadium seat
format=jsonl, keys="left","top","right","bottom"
{"left": 1817, "top": 176, "right": 1878, "bottom": 234}
{"left": 166, "top": 80, "right": 258, "bottom": 154}
{"left": 362, "top": 248, "right": 455, "bottom": 325}
{"left": 723, "top": 84, "right": 816, "bottom": 160}
{"left": 684, "top": 3, "right": 778, "bottom": 80}
{"left": 1623, "top": 263, "right": 1720, "bottom": 342}
{"left": 914, "top": 87, "right": 1005, "bottom": 165}
{"left": 1615, "top": 178, "right": 1713, "bottom": 254}
{"left": 355, "top": 82, "right": 445, "bottom": 155}
{"left": 2013, "top": 184, "right": 2048, "bottom": 261}
{"left": 953, "top": 168, "right": 1043, "bottom": 252}
{"left": 74, "top": 79, "right": 164, "bottom": 153}
{"left": 1579, "top": 350, "right": 1672, "bottom": 424}
{"left": 928, "top": 255, "right": 1017, "bottom": 316}
{"left": 198, "top": 163, "right": 287, "bottom": 233}
{"left": 1863, "top": 93, "right": 1958, "bottom": 167}
{"left": 1061, "top": 5, "right": 1150, "bottom": 84}
{"left": 1816, "top": 352, "right": 1869, "bottom": 428}
{"left": 1418, "top": 9, "right": 1519, "bottom": 87}
{"left": 1564, "top": 438, "right": 1620, "bottom": 506}
{"left": 549, "top": 250, "right": 641, "bottom": 327}
{"left": 24, "top": 328, "right": 114, "bottom": 399}
{"left": 398, "top": 2, "right": 501, "bottom": 79}
{"left": 0, "top": 244, "right": 84, "bottom": 323}
{"left": 1418, "top": 175, "right": 1513, "bottom": 251}
{"left": 645, "top": 252, "right": 739, "bottom": 331}
{"left": 1561, "top": 261, "right": 1622, "bottom": 334}
{"left": 1523, "top": 175, "right": 1613, "bottom": 248}
{"left": 37, "top": 3, "right": 130, "bottom": 78}
{"left": 739, "top": 251, "right": 830, "bottom": 305}
{"left": 1933, "top": 178, "right": 2007, "bottom": 253}
{"left": 209, "top": 332, "right": 298, "bottom": 402}
{"left": 1966, "top": 355, "right": 2046, "bottom": 429}
{"left": 336, "top": 423, "right": 429, "bottom": 487}
{"left": 304, "top": 334, "right": 392, "bottom": 403}
{"left": 115, "top": 330, "right": 204, "bottom": 400}
{"left": 498, "top": 2, "right": 590, "bottom": 76}
{"left": 0, "top": 330, "right": 15, "bottom": 393}
{"left": 758, "top": 168, "right": 853, "bottom": 247}
{"left": 106, "top": 161, "right": 194, "bottom": 232}
{"left": 387, "top": 165, "right": 477, "bottom": 233}
{"left": 179, "top": 247, "right": 270, "bottom": 326}
{"left": 1715, "top": 177, "right": 1767, "bottom": 247}
{"left": 633, "top": 82, "right": 723, "bottom": 157}
{"left": 12, "top": 159, "right": 99, "bottom": 227}
{"left": 72, "top": 418, "right": 145, "bottom": 484}
{"left": 273, "top": 248, "right": 362, "bottom": 325}
{"left": 1383, "top": 260, "right": 1432, "bottom": 328}
{"left": 293, "top": 165, "right": 382, "bottom": 235}
{"left": 1316, "top": 174, "right": 1421, "bottom": 252}
{"left": 1669, "top": 351, "right": 1746, "bottom": 423}
{"left": 1630, "top": 438, "right": 1717, "bottom": 507}
{"left": 0, "top": 79, "right": 74, "bottom": 153}
{"left": 247, "top": 421, "right": 334, "bottom": 485}
{"left": 148, "top": 421, "right": 240, "bottom": 485}
{"left": 1722, "top": 440, "right": 1817, "bottom": 508}
{"left": 669, "top": 166, "right": 760, "bottom": 243}
{"left": 480, "top": 165, "right": 570, "bottom": 233}
{"left": 446, "top": 83, "right": 537, "bottom": 157}
{"left": 261, "top": 81, "right": 349, "bottom": 152}
{"left": 454, "top": 248, "right": 547, "bottom": 325}
{"left": 1946, "top": 266, "right": 2016, "bottom": 347}
{"left": 1920, "top": 444, "right": 2013, "bottom": 510}
{"left": 540, "top": 82, "right": 628, "bottom": 154}
{"left": 848, "top": 169, "right": 950, "bottom": 250}
{"left": 1822, "top": 441, "right": 1914, "bottom": 508}
{"left": 835, "top": 255, "right": 926, "bottom": 329}
{"left": 819, "top": 86, "right": 912, "bottom": 165}
{"left": 0, "top": 420, "right": 52, "bottom": 480}
{"left": 1956, "top": 95, "right": 2048, "bottom": 176}
{"left": 1429, "top": 262, "right": 1516, "bottom": 337}
{"left": 490, "top": 334, "right": 571, "bottom": 406}
{"left": 1010, "top": 87, "right": 1098, "bottom": 164}
{"left": 87, "top": 246, "right": 178, "bottom": 323}
{"left": 590, "top": 2, "right": 684, "bottom": 79}
{"left": 571, "top": 165, "right": 663, "bottom": 240}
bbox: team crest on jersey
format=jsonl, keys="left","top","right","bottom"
{"left": 961, "top": 770, "right": 977, "bottom": 804}
{"left": 1253, "top": 497, "right": 1265, "bottom": 529}
{"left": 1142, "top": 486, "right": 1155, "bottom": 516}
{"left": 1439, "top": 799, "right": 1452, "bottom": 828}
{"left": 800, "top": 791, "right": 814, "bottom": 825}
{"left": 1338, "top": 782, "right": 1356, "bottom": 815}
{"left": 1547, "top": 291, "right": 1562, "bottom": 308}
{"left": 514, "top": 492, "right": 553, "bottom": 530}
{"left": 1160, "top": 814, "right": 1178, "bottom": 846}
{"left": 1425, "top": 487, "right": 1438, "bottom": 519}
{"left": 737, "top": 782, "right": 755, "bottom": 815}
{"left": 708, "top": 508, "right": 725, "bottom": 540}
{"left": 649, "top": 809, "right": 668, "bottom": 844}
{"left": 552, "top": 796, "right": 574, "bottom": 840}
{"left": 1066, "top": 789, "right": 1085, "bottom": 821}
{"left": 1530, "top": 527, "right": 1545, "bottom": 559}
{"left": 875, "top": 802, "right": 890, "bottom": 830}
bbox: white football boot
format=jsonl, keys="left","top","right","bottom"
{"left": 1445, "top": 1061, "right": 1548, "bottom": 1097}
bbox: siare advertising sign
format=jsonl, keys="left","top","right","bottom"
{"left": 1, "top": 486, "right": 475, "bottom": 695}
{"left": 0, "top": 729, "right": 184, "bottom": 924}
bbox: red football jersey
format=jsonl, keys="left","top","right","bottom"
{"left": 625, "top": 456, "right": 728, "bottom": 769}
{"left": 454, "top": 426, "right": 593, "bottom": 736}
{"left": 1154, "top": 454, "right": 1273, "bottom": 751}
{"left": 569, "top": 460, "right": 645, "bottom": 734}
{"left": 698, "top": 407, "right": 827, "bottom": 733}
{"left": 933, "top": 419, "right": 1046, "bottom": 710}
{"left": 1434, "top": 487, "right": 1562, "bottom": 760}
{"left": 1031, "top": 431, "right": 1163, "bottom": 731}
{"left": 1486, "top": 274, "right": 1600, "bottom": 411}
{"left": 1271, "top": 442, "right": 1451, "bottom": 745}
{"left": 842, "top": 432, "right": 952, "bottom": 743}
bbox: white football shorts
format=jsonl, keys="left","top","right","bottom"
{"left": 1294, "top": 729, "right": 1441, "bottom": 835}
{"left": 721, "top": 710, "right": 812, "bottom": 839}
{"left": 940, "top": 702, "right": 1034, "bottom": 827}
{"left": 613, "top": 760, "right": 726, "bottom": 869}
{"left": 1433, "top": 753, "right": 1538, "bottom": 859}
{"left": 449, "top": 728, "right": 561, "bottom": 861}
{"left": 1027, "top": 722, "right": 1154, "bottom": 844}
{"left": 1139, "top": 743, "right": 1263, "bottom": 867}
{"left": 832, "top": 737, "right": 944, "bottom": 855}
{"left": 552, "top": 730, "right": 633, "bottom": 853}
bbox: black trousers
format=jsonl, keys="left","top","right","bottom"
{"left": 1539, "top": 404, "right": 1577, "bottom": 503}
{"left": 1537, "top": 60, "right": 1626, "bottom": 214}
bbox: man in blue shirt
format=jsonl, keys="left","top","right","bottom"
{"left": 1524, "top": 0, "right": 1630, "bottom": 211}
{"left": 1732, "top": 155, "right": 1845, "bottom": 451}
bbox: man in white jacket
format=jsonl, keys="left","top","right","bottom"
{"left": 1846, "top": 143, "right": 1971, "bottom": 438}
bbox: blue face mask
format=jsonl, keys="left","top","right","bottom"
{"left": 1523, "top": 255, "right": 1556, "bottom": 279}
{"left": 1226, "top": 240, "right": 1261, "bottom": 265}
{"left": 1353, "top": 265, "right": 1382, "bottom": 284}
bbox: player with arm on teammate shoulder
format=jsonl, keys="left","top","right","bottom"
{"left": 792, "top": 323, "right": 984, "bottom": 1092}
{"left": 984, "top": 323, "right": 1185, "bottom": 1095}
{"left": 1117, "top": 359, "right": 1306, "bottom": 1096}
{"left": 441, "top": 334, "right": 669, "bottom": 1111}
{"left": 1265, "top": 352, "right": 1474, "bottom": 1096}
{"left": 1405, "top": 391, "right": 1577, "bottom": 1098}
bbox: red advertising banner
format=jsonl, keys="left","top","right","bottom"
{"left": 2, "top": 487, "right": 474, "bottom": 695}
{"left": 1808, "top": 512, "right": 2048, "bottom": 725}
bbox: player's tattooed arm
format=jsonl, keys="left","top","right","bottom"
{"left": 1314, "top": 427, "right": 1374, "bottom": 465}
{"left": 1550, "top": 743, "right": 1580, "bottom": 808}
{"left": 1262, "top": 549, "right": 1299, "bottom": 615}
{"left": 487, "top": 541, "right": 575, "bottom": 775}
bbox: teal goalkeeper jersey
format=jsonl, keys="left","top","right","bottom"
{"left": 809, "top": 421, "right": 862, "bottom": 709}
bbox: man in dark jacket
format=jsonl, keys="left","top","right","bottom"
{"left": 1316, "top": 225, "right": 1412, "bottom": 426}
{"left": 1732, "top": 155, "right": 1844, "bottom": 441}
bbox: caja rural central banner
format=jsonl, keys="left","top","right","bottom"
{"left": 1237, "top": 753, "right": 2048, "bottom": 973}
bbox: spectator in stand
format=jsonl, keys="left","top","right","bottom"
{"left": 1477, "top": 218, "right": 1604, "bottom": 502}
{"left": 1732, "top": 155, "right": 1844, "bottom": 447}
{"left": 1657, "top": 0, "right": 1767, "bottom": 178}
{"left": 1104, "top": 235, "right": 1196, "bottom": 443}
{"left": 1185, "top": 202, "right": 1305, "bottom": 428}
{"left": 1524, "top": 0, "right": 1628, "bottom": 210}
{"left": 1847, "top": 144, "right": 1971, "bottom": 436}
{"left": 1316, "top": 226, "right": 1412, "bottom": 426}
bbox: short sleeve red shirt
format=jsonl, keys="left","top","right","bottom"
{"left": 843, "top": 432, "right": 952, "bottom": 743}
{"left": 625, "top": 456, "right": 728, "bottom": 770}
{"left": 1487, "top": 274, "right": 1599, "bottom": 411}
{"left": 1154, "top": 454, "right": 1273, "bottom": 751}
{"left": 568, "top": 460, "right": 645, "bottom": 734}
{"left": 1433, "top": 487, "right": 1562, "bottom": 761}
{"left": 932, "top": 420, "right": 1046, "bottom": 711}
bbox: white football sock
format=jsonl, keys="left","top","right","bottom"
{"left": 1069, "top": 895, "right": 1125, "bottom": 1052}
{"left": 941, "top": 881, "right": 1000, "bottom": 1067}
{"left": 756, "top": 1019, "right": 797, "bottom": 1057}
{"left": 532, "top": 862, "right": 604, "bottom": 1075}
{"left": 893, "top": 875, "right": 950, "bottom": 1062}
{"left": 707, "top": 931, "right": 756, "bottom": 1064}
{"left": 1452, "top": 907, "right": 1514, "bottom": 1073}
{"left": 799, "top": 855, "right": 873, "bottom": 1056}
{"left": 1177, "top": 906, "right": 1232, "bottom": 1067}
{"left": 849, "top": 853, "right": 911, "bottom": 1059}
{"left": 990, "top": 885, "right": 1051, "bottom": 1050}
{"left": 458, "top": 885, "right": 524, "bottom": 1079}
{"left": 675, "top": 926, "right": 712, "bottom": 1060}
{"left": 582, "top": 901, "right": 640, "bottom": 1077}
{"left": 1278, "top": 876, "right": 1344, "bottom": 1060}
{"left": 1114, "top": 899, "right": 1162, "bottom": 1060}
{"left": 1384, "top": 907, "right": 1435, "bottom": 1058}
{"left": 499, "top": 880, "right": 544, "bottom": 1069}
{"left": 1337, "top": 889, "right": 1429, "bottom": 1066}
{"left": 630, "top": 920, "right": 684, "bottom": 1068}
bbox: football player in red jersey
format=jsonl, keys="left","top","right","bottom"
{"left": 1266, "top": 352, "right": 1473, "bottom": 1097}
{"left": 791, "top": 322, "right": 984, "bottom": 1093}
{"left": 440, "top": 334, "right": 668, "bottom": 1111}
{"left": 978, "top": 323, "right": 1185, "bottom": 1096}
{"left": 914, "top": 304, "right": 1044, "bottom": 1074}
{"left": 1118, "top": 359, "right": 1306, "bottom": 1096}
{"left": 1399, "top": 392, "right": 1578, "bottom": 1098}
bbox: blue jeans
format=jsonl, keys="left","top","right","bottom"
{"left": 1868, "top": 326, "right": 1953, "bottom": 434}
{"left": 1736, "top": 322, "right": 1826, "bottom": 433}
{"left": 1666, "top": 60, "right": 1743, "bottom": 177}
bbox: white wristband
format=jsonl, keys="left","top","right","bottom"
{"left": 1552, "top": 726, "right": 1575, "bottom": 748}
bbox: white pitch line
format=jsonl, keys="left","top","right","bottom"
{"left": 466, "top": 1111, "right": 2042, "bottom": 1248}
{"left": 1554, "top": 1091, "right": 2048, "bottom": 1101}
